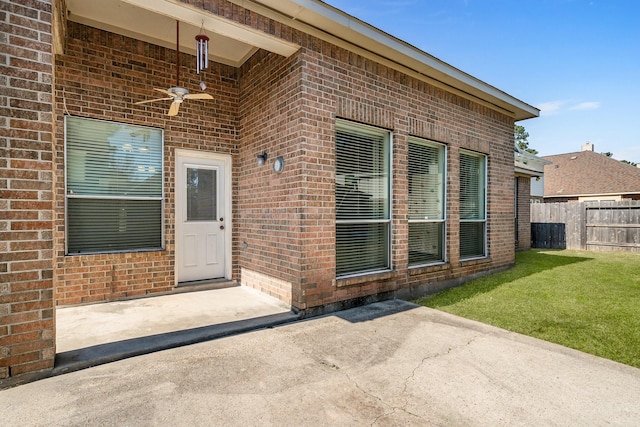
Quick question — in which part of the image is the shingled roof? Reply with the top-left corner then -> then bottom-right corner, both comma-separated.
542,150 -> 640,198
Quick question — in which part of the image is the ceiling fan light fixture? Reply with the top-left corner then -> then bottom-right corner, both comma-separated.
134,20 -> 213,116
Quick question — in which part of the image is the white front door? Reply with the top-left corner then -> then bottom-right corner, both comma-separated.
176,151 -> 229,283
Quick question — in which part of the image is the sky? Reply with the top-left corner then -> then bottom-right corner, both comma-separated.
322,0 -> 640,162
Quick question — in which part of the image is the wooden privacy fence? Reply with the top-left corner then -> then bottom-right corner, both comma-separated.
531,201 -> 640,252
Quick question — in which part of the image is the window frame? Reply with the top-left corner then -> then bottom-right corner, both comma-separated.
64,116 -> 165,255
335,119 -> 392,278
459,149 -> 488,260
407,137 -> 447,267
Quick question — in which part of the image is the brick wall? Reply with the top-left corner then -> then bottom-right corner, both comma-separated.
291,45 -> 515,309
231,21 -> 514,311
53,22 -> 239,305
236,50 -> 304,305
516,176 -> 532,249
229,10 -> 516,310
0,0 -> 55,379
48,0 -> 516,312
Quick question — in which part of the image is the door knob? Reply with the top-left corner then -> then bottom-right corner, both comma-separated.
220,225 -> 225,230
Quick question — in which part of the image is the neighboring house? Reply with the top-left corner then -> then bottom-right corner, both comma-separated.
514,145 -> 551,249
543,143 -> 640,202
1,0 -> 538,381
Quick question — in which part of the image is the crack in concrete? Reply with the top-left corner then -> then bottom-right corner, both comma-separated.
403,334 -> 482,392
295,330 -> 483,425
342,371 -> 425,426
394,334 -> 482,419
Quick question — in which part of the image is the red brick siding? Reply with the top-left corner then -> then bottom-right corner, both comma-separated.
50,0 -> 515,311
516,176 -> 532,249
0,0 -> 55,380
234,36 -> 513,309
236,50 -> 304,305
219,0 -> 516,309
53,22 -> 239,305
292,45 -> 514,308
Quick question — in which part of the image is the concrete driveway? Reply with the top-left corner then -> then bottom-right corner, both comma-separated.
3,300 -> 640,426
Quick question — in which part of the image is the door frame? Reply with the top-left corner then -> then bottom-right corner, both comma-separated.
174,149 -> 233,285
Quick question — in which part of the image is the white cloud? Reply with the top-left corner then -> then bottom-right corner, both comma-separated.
537,100 -> 566,116
536,100 -> 600,116
569,101 -> 600,111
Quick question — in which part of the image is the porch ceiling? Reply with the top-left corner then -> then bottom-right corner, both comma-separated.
64,0 -> 300,67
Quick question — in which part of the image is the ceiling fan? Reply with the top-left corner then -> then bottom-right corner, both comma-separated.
135,20 -> 212,116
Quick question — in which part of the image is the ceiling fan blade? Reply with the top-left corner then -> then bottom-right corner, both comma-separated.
184,93 -> 213,100
167,101 -> 181,116
153,88 -> 174,96
135,97 -> 173,105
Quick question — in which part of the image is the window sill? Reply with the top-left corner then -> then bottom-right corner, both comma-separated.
408,262 -> 450,276
65,248 -> 166,257
459,256 -> 492,266
335,270 -> 396,288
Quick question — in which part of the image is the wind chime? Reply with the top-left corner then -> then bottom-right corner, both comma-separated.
195,24 -> 209,81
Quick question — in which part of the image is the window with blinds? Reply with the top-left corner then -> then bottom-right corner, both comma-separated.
459,150 -> 487,259
65,116 -> 164,254
335,120 -> 391,277
408,138 -> 446,265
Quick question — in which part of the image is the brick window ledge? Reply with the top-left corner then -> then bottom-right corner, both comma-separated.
408,262 -> 451,276
334,270 -> 396,288
458,256 -> 492,267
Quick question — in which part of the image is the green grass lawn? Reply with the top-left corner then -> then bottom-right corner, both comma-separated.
416,249 -> 640,368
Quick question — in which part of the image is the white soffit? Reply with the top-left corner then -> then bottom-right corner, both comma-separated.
66,0 -> 299,67
120,0 -> 299,57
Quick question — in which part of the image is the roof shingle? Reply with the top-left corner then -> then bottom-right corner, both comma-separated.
542,151 -> 640,197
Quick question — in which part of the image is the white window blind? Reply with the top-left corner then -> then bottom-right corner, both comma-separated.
335,121 -> 391,276
408,139 -> 446,265
65,116 -> 163,254
459,150 -> 487,259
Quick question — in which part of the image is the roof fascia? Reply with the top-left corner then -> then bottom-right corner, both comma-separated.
515,165 -> 543,177
545,191 -> 640,198
516,152 -> 552,165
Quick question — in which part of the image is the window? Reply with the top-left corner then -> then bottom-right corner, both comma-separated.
187,167 -> 217,221
65,116 -> 163,254
459,150 -> 487,259
335,120 -> 391,277
408,138 -> 446,265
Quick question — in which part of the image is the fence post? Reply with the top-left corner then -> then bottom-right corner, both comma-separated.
580,202 -> 587,250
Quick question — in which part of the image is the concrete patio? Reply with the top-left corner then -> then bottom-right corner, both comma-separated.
3,299 -> 640,425
53,285 -> 299,375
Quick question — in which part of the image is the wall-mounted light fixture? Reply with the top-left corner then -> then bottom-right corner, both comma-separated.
273,156 -> 285,174
257,151 -> 268,166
